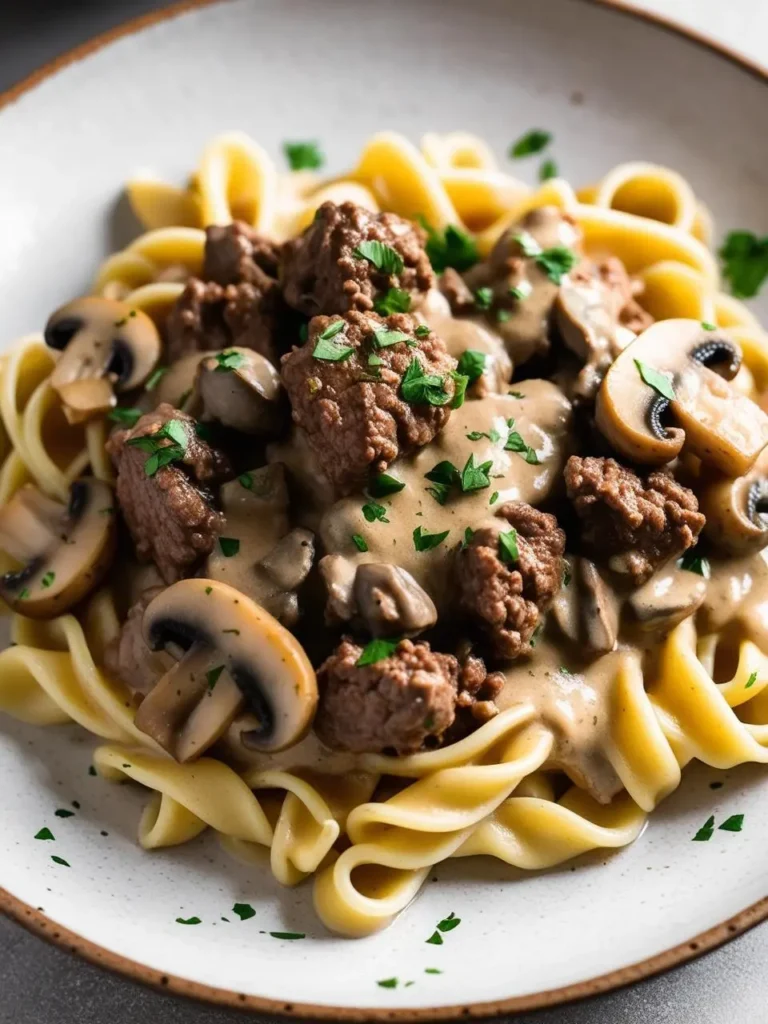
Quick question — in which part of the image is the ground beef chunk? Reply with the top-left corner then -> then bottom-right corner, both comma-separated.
565,455 -> 705,585
107,403 -> 232,584
315,638 -> 460,754
104,587 -> 167,697
457,502 -> 566,660
165,222 -> 283,363
570,257 -> 654,336
455,652 -> 504,722
281,201 -> 434,316
439,267 -> 476,315
281,311 -> 457,495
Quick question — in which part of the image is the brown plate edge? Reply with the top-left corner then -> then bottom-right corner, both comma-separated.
1,0 -> 767,1019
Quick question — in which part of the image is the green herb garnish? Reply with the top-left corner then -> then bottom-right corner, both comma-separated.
509,390 -> 525,399
489,490 -> 499,505
450,370 -> 469,408
206,665 -> 224,691
126,418 -> 188,477
509,129 -> 552,158
145,366 -> 168,391
460,453 -> 493,493
108,407 -> 143,427
634,359 -> 676,401
353,240 -> 404,276
219,537 -> 240,558
377,978 -> 398,989
369,472 -> 405,497
51,855 -> 70,867
505,419 -> 539,464
509,281 -> 533,301
238,472 -> 254,490
372,327 -> 412,349
719,814 -> 744,832
498,528 -> 519,564
313,319 -> 354,362
746,671 -> 758,689
467,428 -> 501,442
269,932 -> 305,940
374,288 -> 411,316
419,218 -> 479,273
539,158 -> 559,181
55,809 -> 74,818
401,358 -> 451,406
214,350 -> 245,373
356,638 -> 400,666
362,500 -> 389,523
41,571 -> 55,589
283,140 -> 324,171
415,324 -> 431,339
426,931 -> 444,945
176,916 -> 201,925
352,533 -> 369,552
701,321 -> 717,331
719,231 -> 768,299
457,349 -> 487,383
413,526 -> 450,551
474,286 -> 493,311
692,815 -> 715,842
535,245 -> 578,284
425,968 -> 443,975
35,827 -> 55,841
679,548 -> 710,578
436,912 -> 461,933
232,902 -> 256,920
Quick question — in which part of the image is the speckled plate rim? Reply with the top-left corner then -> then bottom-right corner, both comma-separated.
0,0 -> 767,1019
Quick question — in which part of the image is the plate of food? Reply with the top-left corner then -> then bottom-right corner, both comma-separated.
1,0 -> 767,1018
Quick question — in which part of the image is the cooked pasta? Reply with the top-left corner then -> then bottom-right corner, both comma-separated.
2,130 -> 768,938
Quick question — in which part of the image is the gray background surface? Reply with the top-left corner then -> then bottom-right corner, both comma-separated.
0,2 -> 766,1022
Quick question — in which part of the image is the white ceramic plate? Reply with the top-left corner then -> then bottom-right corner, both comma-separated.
1,1 -> 767,1019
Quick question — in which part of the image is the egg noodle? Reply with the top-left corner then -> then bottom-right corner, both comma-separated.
2,131 -> 768,937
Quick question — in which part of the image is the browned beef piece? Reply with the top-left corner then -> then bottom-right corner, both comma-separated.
104,586 -> 167,696
316,638 -> 460,754
565,455 -> 705,585
281,311 -> 457,495
107,403 -> 232,584
165,222 -> 283,363
439,267 -> 476,314
457,502 -> 566,660
281,201 -> 434,316
455,652 -> 504,723
595,257 -> 654,334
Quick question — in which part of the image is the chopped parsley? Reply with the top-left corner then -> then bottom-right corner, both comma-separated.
496,309 -> 512,322
460,453 -> 493,493
634,359 -> 676,401
505,419 -> 539,464
401,357 -> 451,407
424,460 -> 460,505
362,500 -> 389,523
269,932 -> 305,940
539,158 -> 558,181
509,129 -> 552,158
51,855 -> 70,867
457,349 -> 486,383
194,421 -> 213,441
372,326 -> 412,349
415,324 -> 431,339
41,571 -> 55,589
126,418 -> 188,477
746,671 -> 758,689
426,931 -> 444,945
214,350 -> 245,373
374,288 -> 411,316
88,766 -> 97,776
108,407 -> 142,427
498,528 -> 519,564
368,353 -> 383,367
679,548 -> 710,578
514,232 -> 577,284
692,815 -> 715,841
437,912 -> 461,932
145,366 -> 168,391
283,140 -> 324,171
701,321 -> 717,331
353,240 -> 404,276
218,537 -> 240,557
719,814 -> 744,832
55,809 -> 75,818
176,916 -> 201,925
369,472 -> 405,497
425,968 -> 443,975
509,282 -> 533,301
377,978 -> 399,989
474,286 -> 493,311
413,525 -> 450,551
489,490 -> 499,505
719,231 -> 768,299
351,533 -> 369,552
18,588 -> 30,600
425,481 -> 450,505
232,902 -> 256,920
450,370 -> 469,408
419,218 -> 479,273
35,828 -> 55,841
529,623 -> 543,648
462,527 -> 475,548
206,665 -> 224,691
205,586 -> 213,595
467,428 -> 501,442
312,320 -> 354,362
509,390 -> 525,399
356,638 -> 400,666
238,472 -> 254,490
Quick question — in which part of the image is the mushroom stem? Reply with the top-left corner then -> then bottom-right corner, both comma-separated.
133,641 -> 245,762
0,488 -> 62,563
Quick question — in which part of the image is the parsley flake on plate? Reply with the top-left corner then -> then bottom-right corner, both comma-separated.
509,129 -> 552,158
176,916 -> 201,925
377,978 -> 399,989
413,525 -> 450,552
269,931 -> 305,940
745,671 -> 758,689
35,827 -> 55,841
353,240 -> 404,276
312,320 -> 354,362
634,358 -> 676,401
719,814 -> 744,832
692,815 -> 715,842
719,231 -> 768,299
539,158 -> 559,181
425,968 -> 443,975
55,809 -> 75,818
232,902 -> 256,921
374,287 -> 411,315
51,855 -> 70,867
283,140 -> 324,171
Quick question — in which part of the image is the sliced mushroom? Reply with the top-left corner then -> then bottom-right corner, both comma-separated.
628,565 -> 706,632
196,347 -> 284,435
204,464 -> 314,626
550,557 -> 618,655
136,578 -> 317,760
45,298 -> 161,423
699,447 -> 768,554
596,318 -> 768,474
0,478 -> 116,618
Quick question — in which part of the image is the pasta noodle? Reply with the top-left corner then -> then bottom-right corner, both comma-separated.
2,129 -> 768,938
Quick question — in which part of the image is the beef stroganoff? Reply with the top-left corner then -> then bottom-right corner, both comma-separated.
2,130 -> 768,937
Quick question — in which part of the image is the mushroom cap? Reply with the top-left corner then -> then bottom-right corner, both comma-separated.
0,478 -> 116,619
141,578 -> 318,753
196,348 -> 284,435
596,318 -> 768,475
45,297 -> 161,423
700,448 -> 768,555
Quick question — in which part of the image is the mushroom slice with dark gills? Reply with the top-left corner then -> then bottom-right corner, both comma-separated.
317,380 -> 572,629
627,563 -> 707,633
45,298 -> 161,423
135,578 -> 317,761
0,478 -> 116,618
204,464 -> 314,627
596,318 -> 768,475
551,557 -> 619,655
459,206 -> 583,368
699,447 -> 768,555
195,347 -> 285,436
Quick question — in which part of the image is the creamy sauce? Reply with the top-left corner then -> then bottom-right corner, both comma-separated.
697,548 -> 768,649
